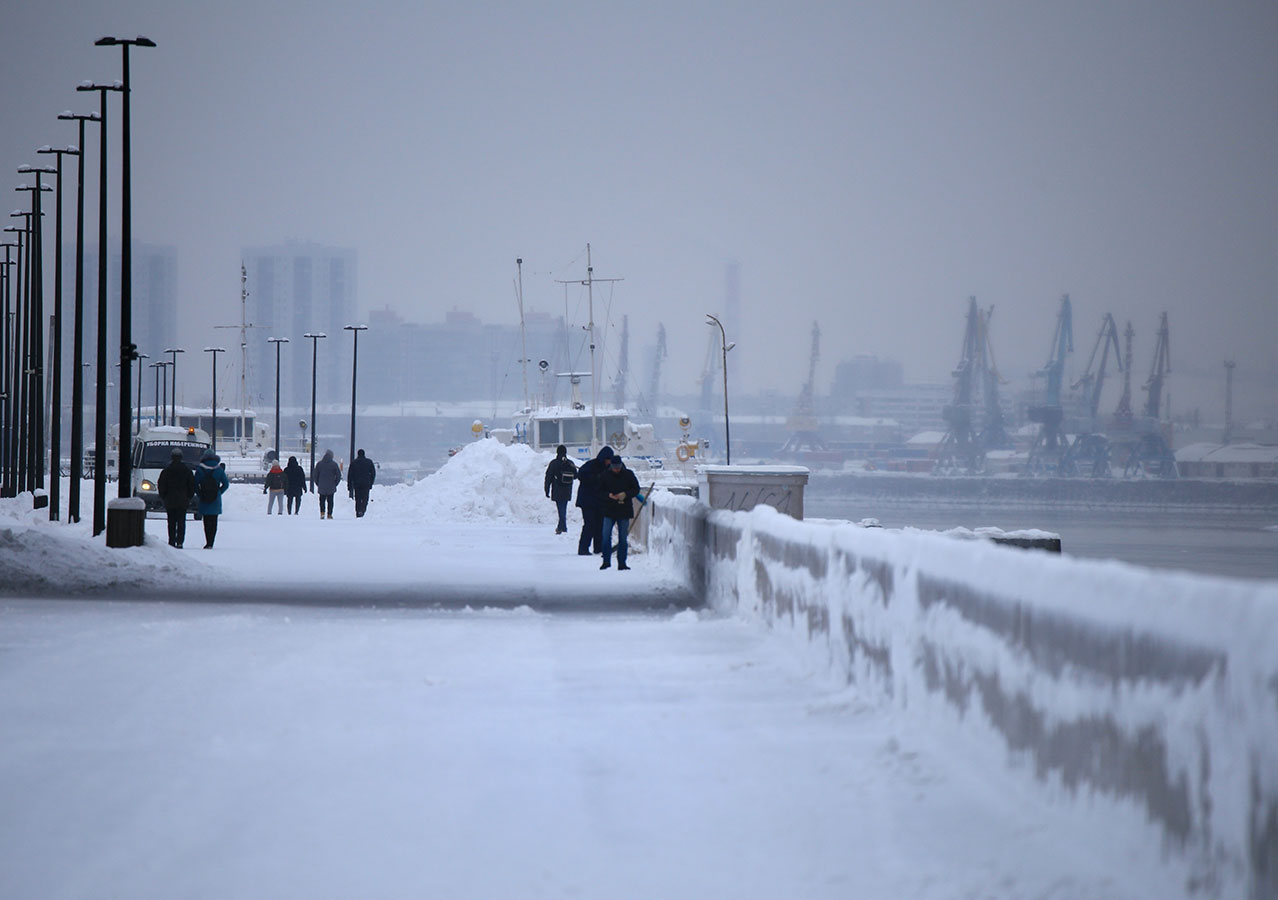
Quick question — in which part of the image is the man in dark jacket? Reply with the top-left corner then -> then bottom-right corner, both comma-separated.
574,445 -> 614,555
544,444 -> 577,534
156,448 -> 196,548
597,454 -> 641,570
313,449 -> 342,519
283,456 -> 307,515
347,448 -> 377,518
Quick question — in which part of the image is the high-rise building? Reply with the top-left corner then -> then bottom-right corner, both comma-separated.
242,241 -> 357,411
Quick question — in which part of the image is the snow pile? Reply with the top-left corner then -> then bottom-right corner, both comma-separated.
0,493 -> 219,595
375,438 -> 565,526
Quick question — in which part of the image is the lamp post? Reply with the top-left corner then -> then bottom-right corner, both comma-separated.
303,331 -> 325,491
156,359 -> 169,427
163,347 -> 184,426
97,36 -> 155,499
267,337 -> 288,463
35,147 -> 77,519
77,79 -> 121,535
1,223 -> 26,499
343,325 -> 367,473
149,360 -> 164,426
9,197 -> 46,497
0,242 -> 14,497
705,314 -> 735,466
133,352 -> 148,434
205,347 -> 224,453
57,109 -> 98,523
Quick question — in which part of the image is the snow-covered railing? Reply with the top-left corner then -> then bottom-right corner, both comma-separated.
648,493 -> 1278,899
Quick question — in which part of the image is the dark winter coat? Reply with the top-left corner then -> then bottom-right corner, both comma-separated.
264,465 -> 285,492
284,459 -> 307,497
157,457 -> 196,512
598,462 -> 640,520
574,446 -> 614,510
347,452 -> 377,490
194,454 -> 231,516
313,450 -> 342,495
544,455 -> 578,503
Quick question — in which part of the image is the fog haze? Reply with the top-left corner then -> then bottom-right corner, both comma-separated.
3,1 -> 1276,420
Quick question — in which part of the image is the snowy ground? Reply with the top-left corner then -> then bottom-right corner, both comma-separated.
0,442 -> 1194,898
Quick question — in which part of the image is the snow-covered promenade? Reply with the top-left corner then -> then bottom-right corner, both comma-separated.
2,441 -> 1273,898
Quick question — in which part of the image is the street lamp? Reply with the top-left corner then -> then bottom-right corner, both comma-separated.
155,359 -> 169,427
57,109 -> 98,523
705,314 -> 735,466
133,352 -> 149,434
35,147 -> 78,519
205,347 -> 224,453
16,180 -> 53,497
303,331 -> 326,491
0,242 -> 14,497
343,325 -> 367,473
267,337 -> 288,463
163,347 -> 184,426
97,35 -> 156,499
77,79 -> 122,535
148,360 -> 164,427
2,220 -> 27,499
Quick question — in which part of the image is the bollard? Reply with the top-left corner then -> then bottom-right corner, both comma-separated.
106,497 -> 147,548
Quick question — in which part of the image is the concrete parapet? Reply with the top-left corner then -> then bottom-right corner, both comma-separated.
697,464 -> 809,519
647,494 -> 1278,898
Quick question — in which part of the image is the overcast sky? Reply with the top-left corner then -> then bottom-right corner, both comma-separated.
3,1 -> 1276,419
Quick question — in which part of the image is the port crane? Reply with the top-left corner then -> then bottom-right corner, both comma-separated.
780,322 -> 827,453
1122,311 -> 1177,478
1060,313 -> 1123,477
935,298 -> 985,473
977,305 -> 1012,452
1025,294 -> 1074,475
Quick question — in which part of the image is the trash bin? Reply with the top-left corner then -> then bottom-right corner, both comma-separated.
106,497 -> 147,548
33,489 -> 49,510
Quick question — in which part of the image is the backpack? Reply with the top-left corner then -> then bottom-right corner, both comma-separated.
197,471 -> 220,504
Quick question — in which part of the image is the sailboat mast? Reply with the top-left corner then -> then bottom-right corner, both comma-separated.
516,257 -> 530,411
239,263 -> 248,451
586,243 -> 597,452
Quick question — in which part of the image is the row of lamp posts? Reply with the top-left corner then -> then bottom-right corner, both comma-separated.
1,35 -> 154,537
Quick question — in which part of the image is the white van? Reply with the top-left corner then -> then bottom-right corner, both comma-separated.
130,425 -> 212,514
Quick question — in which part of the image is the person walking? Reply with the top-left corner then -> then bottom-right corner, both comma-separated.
544,444 -> 577,534
313,448 -> 342,519
263,461 -> 286,515
574,445 -> 614,556
597,454 -> 641,570
283,455 -> 307,515
157,448 -> 195,548
193,449 -> 231,549
347,448 -> 377,518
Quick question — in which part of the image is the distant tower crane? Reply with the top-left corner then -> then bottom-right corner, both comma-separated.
1060,313 -> 1123,477
935,297 -> 985,473
1112,320 -> 1135,428
781,322 -> 827,453
643,323 -> 667,418
1025,294 -> 1074,475
611,314 -> 629,409
1223,359 -> 1236,446
977,305 -> 1012,452
1122,311 -> 1177,477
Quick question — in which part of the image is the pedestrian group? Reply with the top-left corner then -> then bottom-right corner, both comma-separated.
155,446 -> 379,549
546,444 -> 645,571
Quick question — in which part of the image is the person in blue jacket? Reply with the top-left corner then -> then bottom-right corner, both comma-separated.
193,449 -> 231,549
574,445 -> 614,555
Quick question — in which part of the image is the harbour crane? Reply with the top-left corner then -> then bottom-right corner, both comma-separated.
1122,311 -> 1177,478
1060,313 -> 1122,477
648,324 -> 666,414
977,305 -> 1012,452
781,322 -> 827,453
935,298 -> 985,473
1025,294 -> 1074,475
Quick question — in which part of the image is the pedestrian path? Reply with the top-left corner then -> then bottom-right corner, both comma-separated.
141,511 -> 695,612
